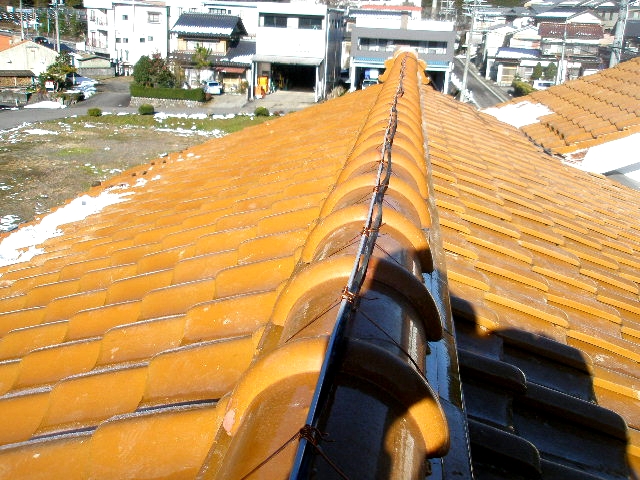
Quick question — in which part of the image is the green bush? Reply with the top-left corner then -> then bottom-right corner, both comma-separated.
512,79 -> 535,97
138,103 -> 155,115
130,84 -> 206,102
254,106 -> 270,117
87,107 -> 102,117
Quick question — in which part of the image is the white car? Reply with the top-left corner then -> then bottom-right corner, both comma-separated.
204,81 -> 224,95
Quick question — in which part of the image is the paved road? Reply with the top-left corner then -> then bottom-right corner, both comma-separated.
0,77 -> 135,131
0,78 -> 316,130
452,57 -> 511,109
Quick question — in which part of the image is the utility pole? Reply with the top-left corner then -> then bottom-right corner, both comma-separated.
19,0 -> 24,40
556,22 -> 567,84
610,0 -> 629,68
54,0 -> 60,53
461,0 -> 479,103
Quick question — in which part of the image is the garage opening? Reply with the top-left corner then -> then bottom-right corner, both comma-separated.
271,64 -> 315,92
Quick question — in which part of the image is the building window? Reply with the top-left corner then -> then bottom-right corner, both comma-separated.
148,36 -> 153,41
140,37 -> 145,42
122,38 -> 129,43
116,37 -> 121,43
148,12 -> 160,23
299,16 -> 322,30
209,8 -> 230,14
261,14 -> 287,28
122,14 -> 128,20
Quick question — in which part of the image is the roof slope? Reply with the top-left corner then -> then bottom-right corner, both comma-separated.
0,51 -> 640,479
487,57 -> 640,156
171,13 -> 247,38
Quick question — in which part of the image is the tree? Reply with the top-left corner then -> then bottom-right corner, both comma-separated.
531,62 -> 543,80
192,45 -> 212,84
38,51 -> 77,91
133,54 -> 176,88
543,63 -> 557,81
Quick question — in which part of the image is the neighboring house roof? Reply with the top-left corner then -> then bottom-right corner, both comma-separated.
171,13 -> 248,38
223,38 -> 255,64
0,51 -> 640,479
484,57 -> 640,158
538,21 -> 604,40
0,70 -> 34,77
626,19 -> 640,38
495,46 -> 541,59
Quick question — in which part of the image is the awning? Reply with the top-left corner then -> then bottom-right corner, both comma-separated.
253,55 -> 323,67
216,66 -> 246,74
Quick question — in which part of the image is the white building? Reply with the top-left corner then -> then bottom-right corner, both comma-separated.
349,8 -> 455,92
252,3 -> 344,102
84,0 -> 170,74
0,40 -> 59,76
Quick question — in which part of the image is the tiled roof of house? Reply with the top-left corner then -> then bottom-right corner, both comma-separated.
488,57 -> 640,156
1,51 -> 640,479
171,13 -> 247,38
538,21 -> 604,39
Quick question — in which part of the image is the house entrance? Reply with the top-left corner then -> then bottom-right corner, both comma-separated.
270,64 -> 315,92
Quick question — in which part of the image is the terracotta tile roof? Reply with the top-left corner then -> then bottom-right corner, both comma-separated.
1,51 -> 640,479
491,57 -> 640,157
538,22 -> 604,40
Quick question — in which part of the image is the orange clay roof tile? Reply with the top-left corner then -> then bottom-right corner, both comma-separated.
494,57 -> 640,155
0,51 -> 639,479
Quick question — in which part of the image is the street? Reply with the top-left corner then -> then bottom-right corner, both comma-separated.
452,57 -> 511,109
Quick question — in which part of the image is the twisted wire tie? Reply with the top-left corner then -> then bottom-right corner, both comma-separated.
341,287 -> 358,304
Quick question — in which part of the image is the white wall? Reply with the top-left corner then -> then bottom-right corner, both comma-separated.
0,41 -> 58,75
255,4 -> 327,59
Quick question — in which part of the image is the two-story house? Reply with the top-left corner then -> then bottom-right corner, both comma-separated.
348,7 -> 455,92
84,0 -> 170,75
538,18 -> 604,80
251,3 -> 344,102
169,13 -> 252,91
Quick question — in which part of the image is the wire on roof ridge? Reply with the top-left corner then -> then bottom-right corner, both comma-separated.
288,55 -> 410,479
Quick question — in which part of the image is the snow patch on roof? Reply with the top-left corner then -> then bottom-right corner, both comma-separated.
0,188 -> 134,268
482,101 -> 553,128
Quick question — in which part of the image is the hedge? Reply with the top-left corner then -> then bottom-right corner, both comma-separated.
129,84 -> 206,102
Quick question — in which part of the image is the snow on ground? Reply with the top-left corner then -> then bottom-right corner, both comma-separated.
23,128 -> 59,135
0,187 -> 135,268
24,101 -> 67,110
482,101 -> 553,128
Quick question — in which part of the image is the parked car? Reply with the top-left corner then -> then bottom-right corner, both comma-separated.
361,79 -> 378,89
204,81 -> 224,95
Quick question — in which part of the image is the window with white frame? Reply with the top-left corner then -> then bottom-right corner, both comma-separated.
298,16 -> 322,30
148,12 -> 160,23
122,14 -> 128,20
261,14 -> 287,28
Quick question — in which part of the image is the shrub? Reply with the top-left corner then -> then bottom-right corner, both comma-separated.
138,103 -> 155,115
130,84 -> 206,102
87,107 -> 102,117
512,79 -> 534,97
254,106 -> 269,117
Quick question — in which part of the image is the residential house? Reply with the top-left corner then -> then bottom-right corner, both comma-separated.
538,19 -> 604,79
624,19 -> 640,59
349,7 -> 455,92
490,46 -> 540,86
169,13 -> 251,91
74,54 -> 116,78
0,70 -> 35,89
84,0 -> 170,75
479,24 -> 516,78
1,50 -> 640,480
0,40 -> 58,77
252,3 -> 344,102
